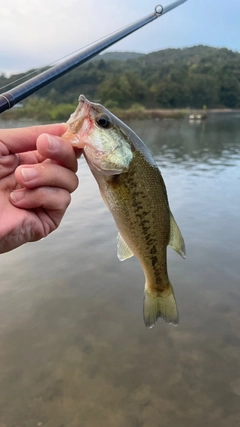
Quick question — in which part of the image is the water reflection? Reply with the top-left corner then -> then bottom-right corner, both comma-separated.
0,115 -> 240,426
129,114 -> 240,172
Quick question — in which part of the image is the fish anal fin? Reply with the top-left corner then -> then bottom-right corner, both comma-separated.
143,282 -> 179,328
169,212 -> 186,259
117,232 -> 134,261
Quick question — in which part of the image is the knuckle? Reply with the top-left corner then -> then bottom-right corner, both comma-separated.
70,174 -> 79,193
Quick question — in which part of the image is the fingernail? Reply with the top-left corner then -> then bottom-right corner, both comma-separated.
48,135 -> 60,150
21,167 -> 38,181
10,190 -> 25,202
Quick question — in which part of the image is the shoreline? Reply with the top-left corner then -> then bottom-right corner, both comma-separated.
104,108 -> 240,121
1,107 -> 240,122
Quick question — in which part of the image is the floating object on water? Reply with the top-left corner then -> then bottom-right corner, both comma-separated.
189,113 -> 207,121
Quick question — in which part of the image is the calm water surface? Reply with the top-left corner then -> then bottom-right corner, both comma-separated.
0,114 -> 240,426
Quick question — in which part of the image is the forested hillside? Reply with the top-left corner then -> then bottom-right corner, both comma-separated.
1,45 -> 240,111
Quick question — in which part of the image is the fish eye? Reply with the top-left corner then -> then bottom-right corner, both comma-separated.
96,115 -> 111,129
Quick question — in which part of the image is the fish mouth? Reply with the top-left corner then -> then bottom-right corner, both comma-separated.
63,95 -> 91,147
69,94 -> 90,128
78,94 -> 88,104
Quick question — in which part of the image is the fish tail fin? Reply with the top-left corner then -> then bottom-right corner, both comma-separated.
143,281 -> 179,328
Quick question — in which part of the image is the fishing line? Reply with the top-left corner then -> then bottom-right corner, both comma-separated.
0,70 -> 45,92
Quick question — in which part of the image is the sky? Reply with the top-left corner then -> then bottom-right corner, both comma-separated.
1,0 -> 240,76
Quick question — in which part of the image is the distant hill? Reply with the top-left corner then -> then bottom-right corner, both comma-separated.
1,45 -> 240,109
96,51 -> 145,61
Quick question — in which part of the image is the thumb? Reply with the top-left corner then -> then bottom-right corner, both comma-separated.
0,123 -> 67,153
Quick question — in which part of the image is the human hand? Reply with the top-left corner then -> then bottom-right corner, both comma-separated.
0,123 -> 80,254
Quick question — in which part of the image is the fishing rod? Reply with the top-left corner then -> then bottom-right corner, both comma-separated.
0,0 -> 187,115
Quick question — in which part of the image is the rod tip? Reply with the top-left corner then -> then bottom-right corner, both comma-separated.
155,4 -> 163,15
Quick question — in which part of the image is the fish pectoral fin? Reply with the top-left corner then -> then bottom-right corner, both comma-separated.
117,233 -> 134,261
169,212 -> 186,259
143,282 -> 179,328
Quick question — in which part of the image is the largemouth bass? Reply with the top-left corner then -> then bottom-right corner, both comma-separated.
64,95 -> 186,328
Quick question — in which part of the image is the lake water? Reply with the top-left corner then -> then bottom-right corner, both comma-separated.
0,114 -> 240,426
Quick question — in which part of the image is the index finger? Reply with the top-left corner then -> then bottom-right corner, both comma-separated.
0,123 -> 67,153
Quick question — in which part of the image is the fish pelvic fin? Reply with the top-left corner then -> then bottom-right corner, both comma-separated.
117,232 -> 134,261
143,282 -> 179,328
169,212 -> 186,259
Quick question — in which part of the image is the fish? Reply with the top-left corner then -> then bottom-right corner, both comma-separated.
63,95 -> 186,328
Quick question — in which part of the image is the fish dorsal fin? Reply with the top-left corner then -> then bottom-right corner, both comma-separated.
169,212 -> 186,259
117,233 -> 134,261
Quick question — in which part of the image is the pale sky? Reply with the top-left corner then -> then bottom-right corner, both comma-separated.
1,0 -> 240,75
